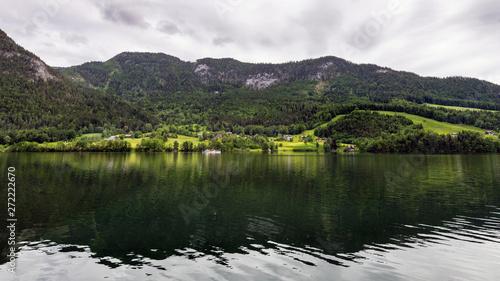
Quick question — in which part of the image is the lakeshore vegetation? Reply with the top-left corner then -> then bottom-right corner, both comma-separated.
3,109 -> 499,154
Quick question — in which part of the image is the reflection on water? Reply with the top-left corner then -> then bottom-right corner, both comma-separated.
1,153 -> 500,280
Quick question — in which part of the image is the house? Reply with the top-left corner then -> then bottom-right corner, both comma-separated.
216,134 -> 223,139
107,136 -> 119,141
146,136 -> 150,139
226,132 -> 233,136
316,138 -> 322,142
166,134 -> 172,137
125,134 -> 132,138
286,137 -> 293,141
270,138 -> 274,142
347,145 -> 355,151
485,131 -> 495,136
301,135 -> 307,139
452,133 -> 458,137
322,138 -> 327,141
197,133 -> 203,136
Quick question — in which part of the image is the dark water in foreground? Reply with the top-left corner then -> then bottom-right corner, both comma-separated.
0,152 -> 499,280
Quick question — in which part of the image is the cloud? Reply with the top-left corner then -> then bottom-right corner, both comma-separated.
212,36 -> 233,46
98,2 -> 150,28
61,33 -> 88,45
157,20 -> 181,35
458,0 -> 500,25
0,0 -> 499,84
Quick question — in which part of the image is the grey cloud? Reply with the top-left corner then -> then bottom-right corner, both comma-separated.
213,36 -> 233,46
157,20 -> 181,35
460,0 -> 500,25
294,0 -> 344,53
101,3 -> 149,28
61,33 -> 88,45
13,20 -> 38,37
1,0 -> 499,85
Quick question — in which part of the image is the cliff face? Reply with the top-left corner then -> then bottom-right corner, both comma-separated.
192,56 -> 356,90
0,29 -> 59,82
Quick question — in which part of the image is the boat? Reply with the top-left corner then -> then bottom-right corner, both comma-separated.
202,149 -> 221,154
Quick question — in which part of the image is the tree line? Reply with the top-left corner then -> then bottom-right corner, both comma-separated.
359,129 -> 500,154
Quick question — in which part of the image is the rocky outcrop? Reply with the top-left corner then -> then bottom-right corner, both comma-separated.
0,50 -> 58,82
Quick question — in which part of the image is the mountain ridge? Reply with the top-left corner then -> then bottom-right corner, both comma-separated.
0,29 -> 159,133
59,51 -> 500,111
61,50 -> 500,91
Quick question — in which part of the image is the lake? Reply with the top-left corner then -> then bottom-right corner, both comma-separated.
1,152 -> 500,280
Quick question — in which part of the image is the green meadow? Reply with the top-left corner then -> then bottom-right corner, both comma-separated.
376,111 -> 496,136
423,103 -> 498,112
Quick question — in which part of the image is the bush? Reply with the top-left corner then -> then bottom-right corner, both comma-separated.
136,138 -> 165,152
292,145 -> 317,152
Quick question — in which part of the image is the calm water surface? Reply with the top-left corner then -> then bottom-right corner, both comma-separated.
0,152 -> 499,280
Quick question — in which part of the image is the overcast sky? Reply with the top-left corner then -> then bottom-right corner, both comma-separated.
1,0 -> 499,84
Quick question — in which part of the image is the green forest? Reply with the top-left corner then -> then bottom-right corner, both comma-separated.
1,28 -> 499,154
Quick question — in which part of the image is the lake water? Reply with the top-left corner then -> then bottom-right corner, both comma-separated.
1,152 -> 500,280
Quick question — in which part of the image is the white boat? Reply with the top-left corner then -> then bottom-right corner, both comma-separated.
202,149 -> 221,154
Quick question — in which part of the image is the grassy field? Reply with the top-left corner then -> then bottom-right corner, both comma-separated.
302,115 -> 345,136
376,111 -> 497,136
423,103 -> 498,112
76,133 -> 207,148
172,135 -> 203,145
127,138 -> 142,148
129,135 -> 206,148
78,133 -> 102,139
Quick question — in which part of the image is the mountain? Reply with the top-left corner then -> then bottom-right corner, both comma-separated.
0,29 -> 158,132
59,52 -> 500,128
60,51 -> 500,98
58,51 -> 500,132
0,30 -> 158,135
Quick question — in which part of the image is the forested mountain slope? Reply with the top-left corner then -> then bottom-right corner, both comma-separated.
59,51 -> 500,129
0,29 -> 158,132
